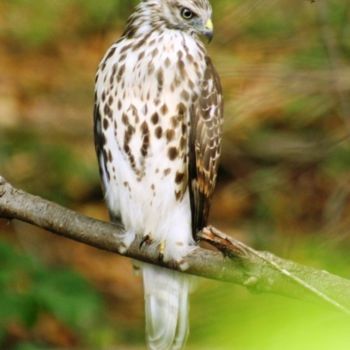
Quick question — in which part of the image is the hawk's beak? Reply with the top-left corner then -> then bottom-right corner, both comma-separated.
203,19 -> 214,43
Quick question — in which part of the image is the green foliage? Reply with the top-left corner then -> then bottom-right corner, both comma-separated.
1,0 -> 138,48
75,0 -> 138,32
0,241 -> 104,348
328,0 -> 349,31
0,130 -> 98,204
14,344 -> 47,350
245,12 -> 295,39
2,0 -> 69,48
323,143 -> 350,175
191,242 -> 350,350
290,44 -> 330,69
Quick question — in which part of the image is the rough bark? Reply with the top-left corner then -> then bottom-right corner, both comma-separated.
1,176 -> 350,314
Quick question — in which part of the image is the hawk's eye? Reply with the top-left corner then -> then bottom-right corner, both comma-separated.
181,7 -> 194,20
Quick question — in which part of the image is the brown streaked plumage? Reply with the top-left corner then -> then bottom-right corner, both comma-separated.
189,56 -> 223,236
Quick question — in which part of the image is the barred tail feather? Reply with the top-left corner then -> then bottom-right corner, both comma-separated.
143,264 -> 190,350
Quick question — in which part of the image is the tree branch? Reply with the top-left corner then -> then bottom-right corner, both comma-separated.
1,176 -> 350,314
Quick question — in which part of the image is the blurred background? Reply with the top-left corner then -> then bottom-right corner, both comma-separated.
1,0 -> 350,349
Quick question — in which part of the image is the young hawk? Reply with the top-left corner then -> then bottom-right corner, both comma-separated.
94,0 -> 223,349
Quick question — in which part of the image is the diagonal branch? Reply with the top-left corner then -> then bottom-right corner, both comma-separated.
1,176 -> 350,314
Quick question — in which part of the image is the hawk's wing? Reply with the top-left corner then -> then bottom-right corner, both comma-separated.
189,56 -> 224,238
93,101 -> 121,222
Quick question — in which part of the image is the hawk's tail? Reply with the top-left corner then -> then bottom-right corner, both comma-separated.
142,264 -> 190,350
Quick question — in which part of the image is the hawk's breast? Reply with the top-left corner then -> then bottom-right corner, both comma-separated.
94,29 -> 207,246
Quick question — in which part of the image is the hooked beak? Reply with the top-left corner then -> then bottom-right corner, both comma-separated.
203,19 -> 214,43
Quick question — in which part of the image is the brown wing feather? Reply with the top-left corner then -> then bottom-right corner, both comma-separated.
189,56 -> 224,238
93,101 -> 122,222
93,102 -> 106,192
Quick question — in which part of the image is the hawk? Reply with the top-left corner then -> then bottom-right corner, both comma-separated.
94,0 -> 223,349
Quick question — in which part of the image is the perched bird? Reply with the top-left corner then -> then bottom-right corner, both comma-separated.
93,0 -> 223,348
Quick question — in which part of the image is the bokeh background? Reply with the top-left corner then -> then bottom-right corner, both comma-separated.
1,0 -> 350,349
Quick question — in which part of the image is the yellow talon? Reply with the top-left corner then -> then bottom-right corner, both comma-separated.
158,241 -> 166,262
160,241 -> 165,255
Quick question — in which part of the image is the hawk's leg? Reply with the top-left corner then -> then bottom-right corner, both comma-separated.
146,239 -> 194,271
116,229 -> 136,254
139,234 -> 167,263
109,213 -> 136,253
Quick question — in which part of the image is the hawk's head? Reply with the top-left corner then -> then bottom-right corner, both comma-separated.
143,0 -> 214,41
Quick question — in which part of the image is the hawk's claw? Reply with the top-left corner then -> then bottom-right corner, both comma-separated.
140,234 -> 153,249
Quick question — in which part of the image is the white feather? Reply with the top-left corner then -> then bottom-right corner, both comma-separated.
143,264 -> 190,350
95,19 -> 207,350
